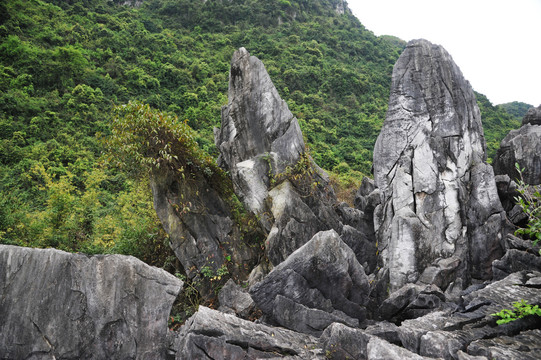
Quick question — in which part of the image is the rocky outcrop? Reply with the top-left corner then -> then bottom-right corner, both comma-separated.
493,104 -> 541,185
373,39 -> 505,293
0,245 -> 182,359
151,167 -> 262,295
170,306 -> 323,359
250,230 -> 370,336
215,48 -> 344,266
215,47 -> 305,218
394,271 -> 541,359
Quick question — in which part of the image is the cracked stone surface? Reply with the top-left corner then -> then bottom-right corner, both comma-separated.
250,230 -> 370,335
0,245 -> 182,359
170,306 -> 323,359
373,39 -> 505,293
215,47 -> 305,219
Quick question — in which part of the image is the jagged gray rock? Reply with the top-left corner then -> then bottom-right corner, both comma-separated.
377,283 -> 446,323
217,278 -> 255,318
522,104 -> 541,126
493,104 -> 541,185
215,47 -> 305,218
215,48 -> 345,266
0,245 -> 182,359
373,39 -> 505,293
250,230 -> 369,335
170,306 -> 324,359
391,271 -> 541,359
321,323 -> 433,360
151,168 -> 260,296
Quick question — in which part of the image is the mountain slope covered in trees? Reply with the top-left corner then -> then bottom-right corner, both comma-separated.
0,0 -> 525,265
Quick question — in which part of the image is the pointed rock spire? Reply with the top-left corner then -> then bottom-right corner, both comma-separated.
373,39 -> 505,292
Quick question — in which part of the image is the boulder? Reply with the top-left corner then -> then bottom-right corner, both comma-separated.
170,306 -> 323,359
392,271 -> 541,359
522,104 -> 541,126
321,323 -> 434,360
250,230 -> 370,335
377,283 -> 446,323
493,104 -> 541,185
217,278 -> 255,318
373,39 -> 505,293
0,245 -> 182,359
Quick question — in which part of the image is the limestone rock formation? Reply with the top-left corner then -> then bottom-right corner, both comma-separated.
373,39 -> 505,292
0,245 -> 182,359
249,230 -> 370,335
215,48 -> 343,266
151,167 -> 261,295
394,271 -> 541,359
217,278 -> 255,318
215,47 -> 305,218
493,104 -> 541,185
170,306 -> 323,359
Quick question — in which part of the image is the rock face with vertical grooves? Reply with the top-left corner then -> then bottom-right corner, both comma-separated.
493,104 -> 541,185
373,39 -> 505,293
0,245 -> 182,359
215,47 -> 305,218
215,48 -> 343,266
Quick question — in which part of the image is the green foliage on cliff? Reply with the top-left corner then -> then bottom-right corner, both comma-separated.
499,101 -> 533,121
0,0 -> 525,264
476,92 -> 522,161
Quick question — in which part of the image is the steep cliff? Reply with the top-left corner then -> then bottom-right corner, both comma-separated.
215,48 -> 347,267
373,39 -> 506,292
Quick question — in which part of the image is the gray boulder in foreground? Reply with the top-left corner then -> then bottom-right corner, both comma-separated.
250,230 -> 369,335
0,245 -> 182,359
171,306 -> 323,359
373,39 -> 505,293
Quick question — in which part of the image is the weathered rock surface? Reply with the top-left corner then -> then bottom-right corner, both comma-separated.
170,306 -> 323,359
390,271 -> 541,359
373,39 -> 505,293
250,230 -> 370,335
151,167 -> 262,295
493,104 -> 541,185
522,104 -> 541,126
321,322 -> 433,360
0,245 -> 182,359
215,47 -> 305,218
215,48 -> 349,266
377,283 -> 446,323
217,278 -> 255,318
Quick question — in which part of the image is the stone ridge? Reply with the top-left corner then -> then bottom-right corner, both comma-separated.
373,39 -> 504,292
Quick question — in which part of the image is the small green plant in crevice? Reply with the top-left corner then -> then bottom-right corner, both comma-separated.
492,299 -> 541,325
513,163 -> 541,254
273,151 -> 320,197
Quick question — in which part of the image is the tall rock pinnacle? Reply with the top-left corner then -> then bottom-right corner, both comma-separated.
215,47 -> 305,217
373,39 -> 505,292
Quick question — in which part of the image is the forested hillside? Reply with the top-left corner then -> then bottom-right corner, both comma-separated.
0,0 -> 523,265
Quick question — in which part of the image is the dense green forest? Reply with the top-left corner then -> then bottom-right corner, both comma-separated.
0,0 -> 526,266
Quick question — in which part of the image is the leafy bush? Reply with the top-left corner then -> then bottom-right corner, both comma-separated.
514,163 -> 541,251
492,299 -> 541,325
